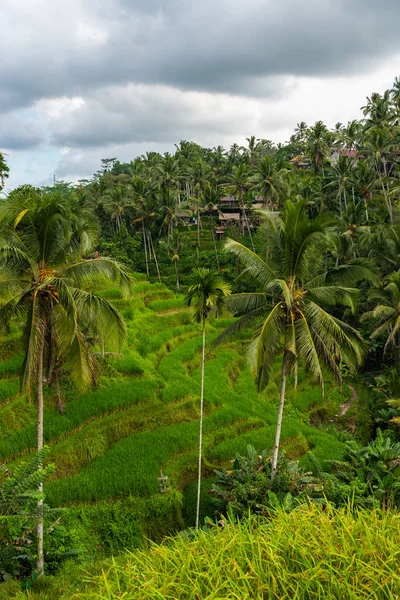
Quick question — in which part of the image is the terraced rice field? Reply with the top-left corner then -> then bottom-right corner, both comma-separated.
0,275 -> 350,526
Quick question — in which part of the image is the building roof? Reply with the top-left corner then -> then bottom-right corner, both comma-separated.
289,154 -> 311,164
220,213 -> 241,221
342,149 -> 357,158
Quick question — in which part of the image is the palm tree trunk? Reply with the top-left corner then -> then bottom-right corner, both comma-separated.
149,231 -> 161,283
377,159 -> 393,223
209,216 -> 220,271
242,206 -> 255,252
197,209 -> 201,248
142,222 -> 150,279
37,347 -> 44,576
364,193 -> 370,224
195,324 -> 206,529
271,351 -> 288,479
175,261 -> 180,292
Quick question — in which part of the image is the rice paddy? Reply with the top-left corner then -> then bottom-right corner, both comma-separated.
0,277 -> 350,525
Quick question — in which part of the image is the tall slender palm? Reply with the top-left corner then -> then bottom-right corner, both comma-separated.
307,121 -> 331,174
243,136 -> 261,166
294,121 -> 308,144
344,120 -> 362,150
203,183 -> 223,270
222,164 -> 255,251
102,186 -> 131,233
351,160 -> 377,223
0,152 -> 10,190
216,200 -> 365,477
363,127 -> 395,222
324,155 -> 355,215
159,229 -> 186,292
0,190 -> 128,575
185,269 -> 231,529
131,177 -> 160,281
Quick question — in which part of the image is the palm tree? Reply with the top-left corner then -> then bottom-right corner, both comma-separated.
159,229 -> 186,292
351,160 -> 377,223
185,269 -> 231,529
307,121 -> 331,174
222,164 -> 255,251
243,136 -> 261,166
362,271 -> 400,373
102,186 -> 131,233
0,152 -> 10,190
131,177 -> 160,281
203,183 -> 223,270
294,121 -> 308,144
216,200 -> 365,477
248,155 -> 289,209
324,155 -> 355,215
344,120 -> 361,150
363,127 -> 395,222
0,189 -> 128,575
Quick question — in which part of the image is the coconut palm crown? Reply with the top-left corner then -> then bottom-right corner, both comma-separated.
0,189 -> 129,395
186,268 -> 231,325
217,200 -> 367,391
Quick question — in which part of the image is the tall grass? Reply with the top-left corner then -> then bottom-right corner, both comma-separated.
27,506 -> 396,600
0,377 -> 19,405
0,353 -> 23,377
147,296 -> 185,312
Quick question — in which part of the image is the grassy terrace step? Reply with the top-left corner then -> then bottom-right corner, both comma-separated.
0,276 -> 353,519
40,397 -> 202,480
0,378 -> 158,461
46,405 -> 249,506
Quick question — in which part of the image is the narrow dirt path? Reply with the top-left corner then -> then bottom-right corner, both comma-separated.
338,385 -> 357,416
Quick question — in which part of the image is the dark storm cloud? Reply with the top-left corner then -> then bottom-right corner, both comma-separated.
1,0 -> 400,112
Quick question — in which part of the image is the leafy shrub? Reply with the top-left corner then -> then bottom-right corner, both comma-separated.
210,445 -> 323,519
0,448 -> 73,581
211,431 -> 400,519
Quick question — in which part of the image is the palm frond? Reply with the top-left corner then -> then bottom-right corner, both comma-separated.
62,257 -> 131,296
305,301 -> 365,371
224,239 -> 275,288
213,305 -> 268,346
225,293 -> 268,315
295,315 -> 324,388
248,302 -> 285,391
308,285 -> 359,312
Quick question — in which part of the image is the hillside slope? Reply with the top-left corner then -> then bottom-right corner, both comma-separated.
0,275 -> 351,538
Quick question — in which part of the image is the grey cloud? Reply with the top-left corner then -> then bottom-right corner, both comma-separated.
0,113 -> 46,150
47,82 -> 291,149
1,0 -> 400,112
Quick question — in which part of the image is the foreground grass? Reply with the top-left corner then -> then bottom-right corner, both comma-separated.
6,505 -> 399,600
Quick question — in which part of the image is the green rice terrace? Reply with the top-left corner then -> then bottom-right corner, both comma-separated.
0,275 -> 358,544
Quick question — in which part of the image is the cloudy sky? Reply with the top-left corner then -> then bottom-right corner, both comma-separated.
1,0 -> 400,188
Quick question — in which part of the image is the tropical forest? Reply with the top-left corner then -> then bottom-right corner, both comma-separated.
0,82 -> 400,599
